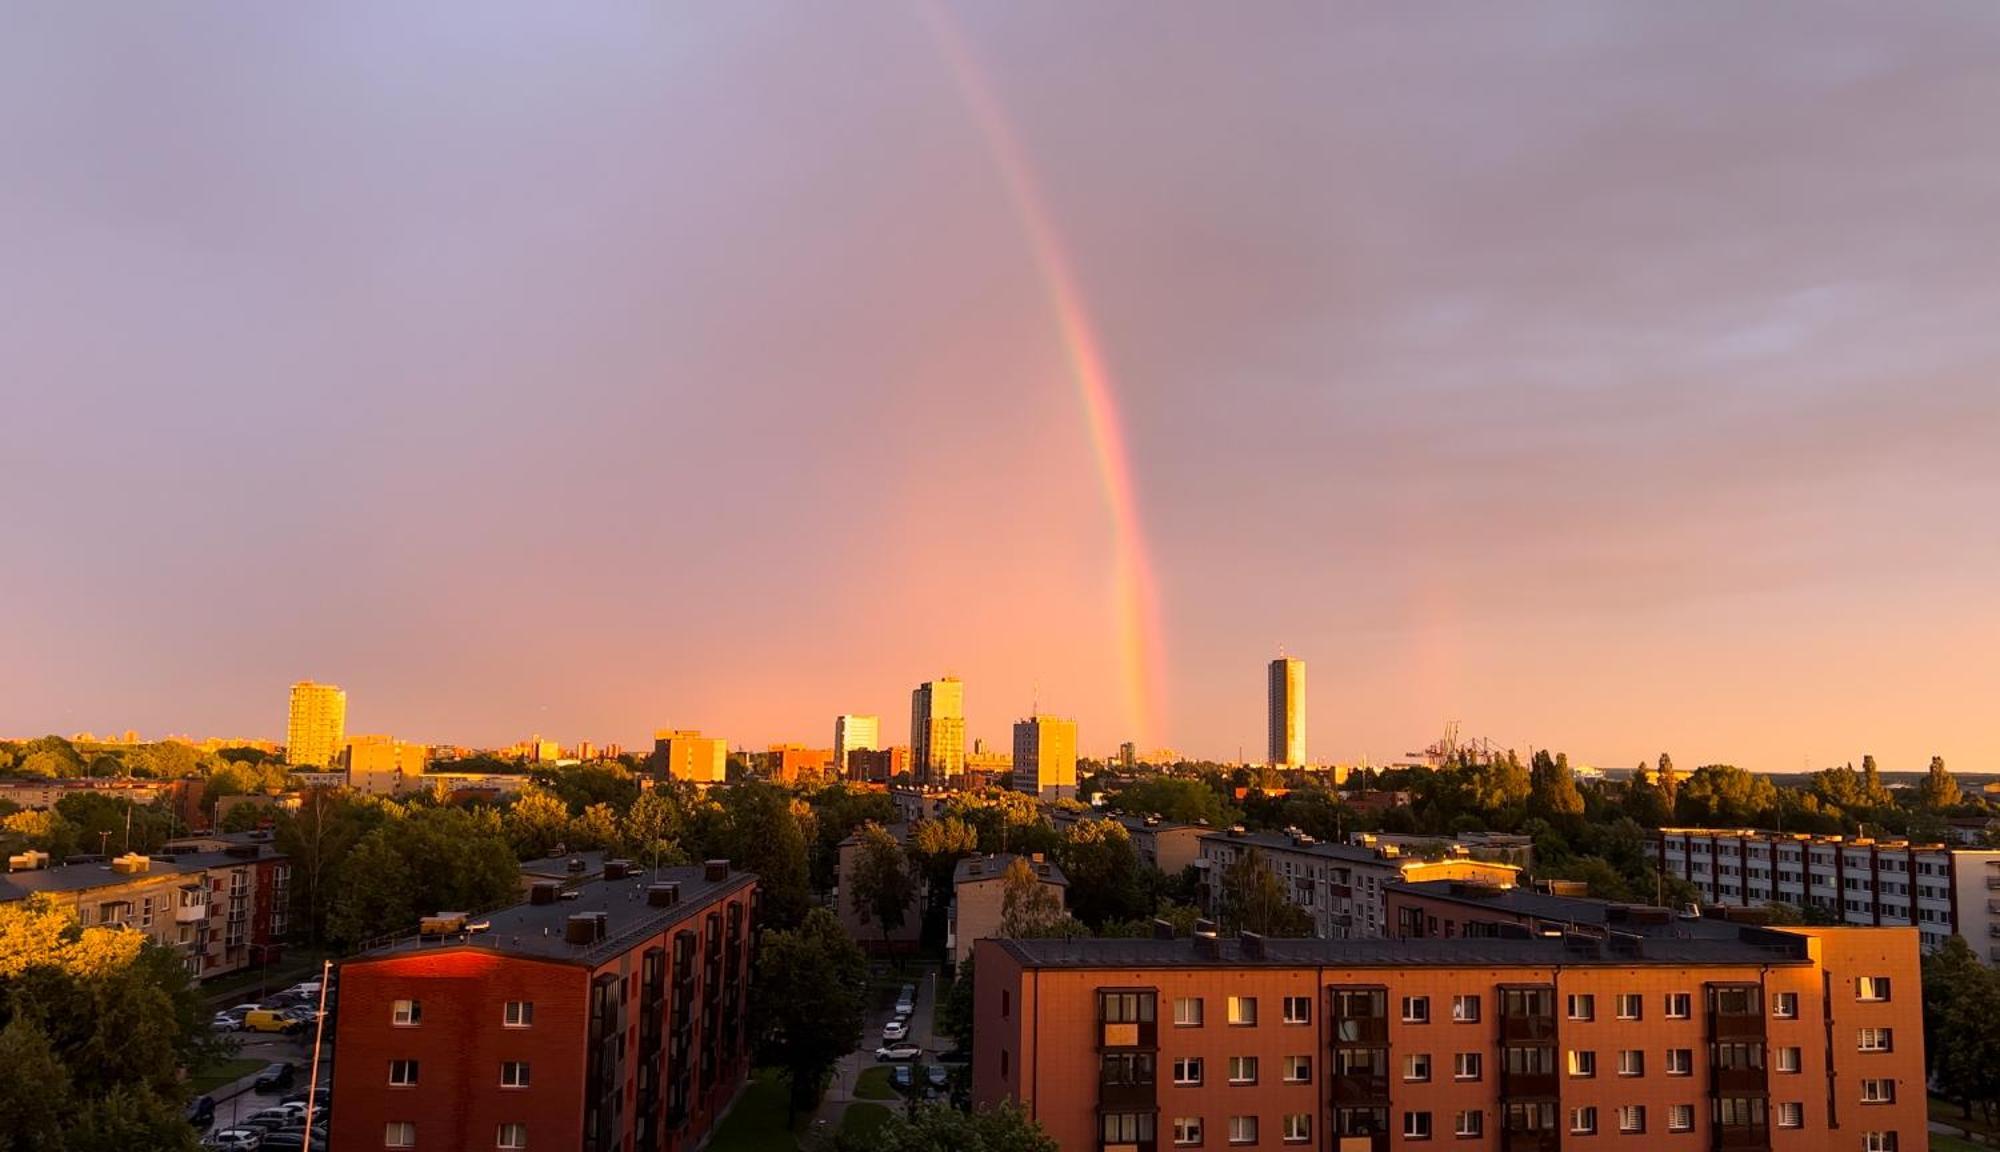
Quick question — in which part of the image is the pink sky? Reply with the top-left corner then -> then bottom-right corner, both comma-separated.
2,4 -> 1997,772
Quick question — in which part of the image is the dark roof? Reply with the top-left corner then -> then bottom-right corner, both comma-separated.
990,928 -> 1810,969
1384,880 -> 1744,940
1060,811 -> 1200,835
352,863 -> 756,967
518,851 -> 609,879
955,853 -> 1067,887
1198,828 -> 1396,865
0,848 -> 281,899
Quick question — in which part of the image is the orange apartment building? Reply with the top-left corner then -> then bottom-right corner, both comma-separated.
974,919 -> 1923,1152
331,860 -> 756,1152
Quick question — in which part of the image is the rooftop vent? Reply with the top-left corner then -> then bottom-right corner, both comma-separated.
603,860 -> 630,881
111,853 -> 151,875
529,881 -> 561,905
704,859 -> 730,882
565,911 -> 608,946
647,883 -> 682,908
1227,824 -> 1246,837
1151,918 -> 1177,940
1192,929 -> 1221,960
566,857 -> 587,874
7,850 -> 49,873
1240,931 -> 1266,959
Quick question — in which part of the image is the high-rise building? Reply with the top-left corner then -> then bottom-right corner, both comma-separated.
910,678 -> 965,785
1011,715 -> 1078,800
651,730 -> 727,786
1118,741 -> 1137,771
286,680 -> 347,768
833,714 -> 879,773
1267,656 -> 1305,767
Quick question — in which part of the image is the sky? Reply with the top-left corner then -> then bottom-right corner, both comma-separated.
3,3 -> 1998,773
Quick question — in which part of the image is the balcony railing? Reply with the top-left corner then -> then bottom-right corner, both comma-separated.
1500,1016 -> 1557,1044
1098,1080 -> 1157,1111
1329,1074 -> 1391,1106
1710,1015 -> 1766,1041
1711,1066 -> 1767,1093
1500,1072 -> 1560,1099
1099,1020 -> 1157,1050
1713,1122 -> 1771,1151
1500,1131 -> 1561,1152
1099,1141 -> 1156,1152
1330,1017 -> 1388,1046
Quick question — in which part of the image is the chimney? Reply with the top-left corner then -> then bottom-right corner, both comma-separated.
530,881 -> 560,905
603,860 -> 629,881
704,859 -> 730,882
1152,918 -> 1177,940
647,883 -> 681,908
564,914 -> 598,945
1193,929 -> 1221,960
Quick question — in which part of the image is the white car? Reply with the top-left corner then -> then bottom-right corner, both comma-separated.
206,1129 -> 263,1150
875,1043 -> 921,1061
211,1012 -> 244,1031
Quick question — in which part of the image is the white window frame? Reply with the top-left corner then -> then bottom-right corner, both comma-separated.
1570,1107 -> 1597,1135
1617,1049 -> 1643,1077
1454,1110 -> 1482,1138
1567,1049 -> 1595,1078
1451,994 -> 1480,1023
389,1060 -> 419,1087
1615,993 -> 1641,1020
393,999 -> 422,1026
1228,1116 -> 1258,1145
1566,993 -> 1594,1021
1857,1028 -> 1893,1052
1857,977 -> 1891,1002
1401,995 -> 1429,1023
504,1001 -> 533,1028
1227,996 -> 1258,1026
1283,1055 -> 1311,1083
1665,992 -> 1691,1019
1668,1104 -> 1694,1132
1282,995 -> 1311,1025
1403,1053 -> 1430,1082
1861,1078 -> 1896,1104
1772,991 -> 1799,1019
1776,1102 -> 1803,1129
385,1122 -> 416,1148
1666,1048 -> 1693,1076
1174,997 -> 1204,1027
497,1123 -> 527,1150
1616,1105 -> 1645,1134
1173,1117 -> 1202,1147
1282,1113 -> 1310,1144
1453,1051 -> 1481,1081
501,1061 -> 530,1088
1228,1055 -> 1258,1085
1173,1057 -> 1204,1086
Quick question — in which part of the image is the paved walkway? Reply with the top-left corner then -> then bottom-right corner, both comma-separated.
811,968 -> 942,1134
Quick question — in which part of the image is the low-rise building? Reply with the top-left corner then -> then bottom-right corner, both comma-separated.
1653,827 -> 2000,958
836,823 -> 925,953
765,745 -> 832,784
975,920 -> 1926,1152
847,746 -> 908,784
331,860 -> 757,1152
651,730 -> 727,787
950,853 -> 1065,969
1198,827 -> 1520,939
1385,878 -> 1762,942
346,736 -> 433,796
1050,809 -> 1207,877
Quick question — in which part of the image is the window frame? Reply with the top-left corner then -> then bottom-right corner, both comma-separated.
1227,1055 -> 1259,1085
504,1001 -> 534,1028
497,1122 -> 528,1150
1282,995 -> 1311,1025
392,999 -> 422,1027
1402,1110 -> 1432,1140
1174,997 -> 1205,1027
1453,1051 -> 1482,1081
500,1061 -> 531,1089
1401,995 -> 1430,1024
1226,996 -> 1258,1027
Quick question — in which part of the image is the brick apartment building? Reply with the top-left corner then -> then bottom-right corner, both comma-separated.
1199,828 -> 1520,939
331,860 -> 756,1152
2,838 -> 288,979
1653,827 -> 2000,958
974,920 -> 1924,1152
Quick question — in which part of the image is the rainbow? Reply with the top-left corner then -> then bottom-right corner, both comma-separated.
922,3 -> 1167,746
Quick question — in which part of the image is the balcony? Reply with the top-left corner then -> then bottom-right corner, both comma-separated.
1099,1020 -> 1157,1050
1098,1080 -> 1157,1111
1099,1142 -> 1156,1152
1500,1015 -> 1557,1044
1712,1066 -> 1767,1093
1500,1072 -> 1560,1099
1500,1131 -> 1561,1152
175,903 -> 205,924
1713,1123 -> 1771,1151
1330,1017 -> 1388,1046
1332,1136 -> 1388,1152
1710,1014 -> 1766,1041
1329,1074 -> 1391,1107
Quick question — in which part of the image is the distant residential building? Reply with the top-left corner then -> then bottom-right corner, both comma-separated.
1267,656 -> 1305,767
1118,741 -> 1137,771
950,853 -> 1065,968
910,678 -> 966,785
889,784 -> 953,824
2,838 -> 288,980
833,715 -> 879,773
1198,826 -> 1519,939
962,748 -> 1012,790
1010,715 -> 1078,801
332,861 -> 756,1152
836,823 -> 925,952
285,680 -> 346,768
651,730 -> 727,786
1653,827 -> 2000,959
346,735 -> 432,797
766,745 -> 831,784
848,746 -> 909,785
0,777 -> 180,812
1050,809 -> 1206,877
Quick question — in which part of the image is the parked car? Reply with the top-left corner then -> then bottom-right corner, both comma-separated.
253,1063 -> 297,1093
874,1043 -> 921,1061
211,1012 -> 244,1032
185,1095 -> 216,1128
926,1064 -> 948,1089
891,1064 -> 914,1091
255,1134 -> 305,1152
205,1129 -> 263,1150
278,1086 -> 331,1110
242,1009 -> 299,1035
881,1018 -> 909,1041
244,1108 -> 296,1127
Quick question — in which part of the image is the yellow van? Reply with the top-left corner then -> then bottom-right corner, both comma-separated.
243,1009 -> 296,1034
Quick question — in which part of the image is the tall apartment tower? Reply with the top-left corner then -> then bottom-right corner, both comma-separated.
833,714 -> 879,774
1267,656 -> 1305,767
286,680 -> 347,768
910,678 -> 966,786
1011,715 -> 1078,800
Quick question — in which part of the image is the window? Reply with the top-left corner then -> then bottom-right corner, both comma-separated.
385,1122 -> 416,1148
1617,1049 -> 1644,1077
1228,1116 -> 1258,1145
501,1061 -> 530,1088
1102,1053 -> 1155,1088
1103,991 -> 1155,1023
1616,1105 -> 1645,1134
497,1124 -> 527,1150
503,1001 -> 534,1028
1861,1078 -> 1896,1104
1615,993 -> 1642,1020
389,1060 -> 419,1087
1175,997 -> 1204,1027
1403,1053 -> 1431,1082
1227,1056 -> 1258,1084
1001,1049 -> 1009,1077
1282,995 -> 1311,1025
1002,989 -> 1011,1018
1668,1105 -> 1694,1132
1570,1107 -> 1597,1135
1453,1052 -> 1482,1081
1857,1028 -> 1894,1052
1775,1046 -> 1801,1073
1227,996 -> 1257,1026
1401,996 -> 1430,1023
1454,1111 -> 1483,1138
1665,993 -> 1691,1019
1772,992 -> 1799,1019
393,999 -> 422,1026
1403,1111 -> 1432,1140
1567,1050 -> 1596,1078
1862,1134 -> 1899,1152
1103,1113 -> 1156,1145
1283,1055 -> 1311,1083
1173,1057 -> 1204,1086
1451,995 -> 1480,1023
1776,1102 -> 1803,1128
1567,994 -> 1595,1021
1666,1048 -> 1693,1076
1173,1117 -> 1203,1147
1857,977 -> 1891,1002
1282,1114 -> 1311,1144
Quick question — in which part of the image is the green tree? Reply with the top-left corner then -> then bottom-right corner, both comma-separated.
999,856 -> 1081,938
1105,776 -> 1236,826
274,788 -> 394,946
327,806 -> 518,948
1657,753 -> 1679,806
3,809 -> 81,858
1920,756 -> 1962,809
701,783 -> 813,930
1529,751 -> 1585,818
805,784 -> 899,893
935,955 -> 975,1052
1056,818 -> 1146,928
571,802 -> 623,851
860,1101 -> 1058,1152
1217,847 -> 1312,937
847,822 -> 917,952
1676,764 -> 1777,826
503,786 -> 575,859
124,741 -> 202,780
1932,946 -> 2000,1125
1859,755 -> 1892,808
532,760 -> 640,814
752,907 -> 867,1120
620,787 -> 686,866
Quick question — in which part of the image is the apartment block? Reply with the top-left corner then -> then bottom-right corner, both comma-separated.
951,853 -> 1066,969
1267,657 -> 1305,767
838,823 -> 925,953
2,839 -> 289,980
833,715 -> 879,774
651,730 -> 727,786
1012,715 -> 1079,801
1653,828 -> 2000,958
1052,810 -> 1208,878
911,678 -> 966,785
765,745 -> 832,784
974,920 -> 1925,1152
347,735 -> 433,796
1199,828 -> 1520,939
331,861 -> 757,1152
848,746 -> 909,784
286,680 -> 347,768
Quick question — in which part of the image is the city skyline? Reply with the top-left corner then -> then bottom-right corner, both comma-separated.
4,6 -> 1999,771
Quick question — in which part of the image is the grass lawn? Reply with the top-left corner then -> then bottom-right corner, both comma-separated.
839,1103 -> 893,1143
187,1056 -> 264,1095
707,1069 -> 806,1152
854,1066 -> 897,1101
1933,1136 -> 1988,1152
1931,1096 -> 2000,1143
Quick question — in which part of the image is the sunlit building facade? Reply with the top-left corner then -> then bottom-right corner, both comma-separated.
910,678 -> 965,785
1267,657 -> 1305,767
285,680 -> 347,768
833,714 -> 879,773
1011,714 -> 1078,800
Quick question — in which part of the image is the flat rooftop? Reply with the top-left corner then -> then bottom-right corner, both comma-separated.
990,928 -> 1810,970
0,846 -> 282,899
356,863 -> 755,967
1385,880 -> 1745,941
